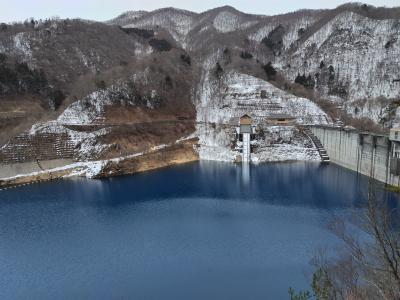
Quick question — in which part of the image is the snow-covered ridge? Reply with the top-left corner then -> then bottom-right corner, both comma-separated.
248,15 -> 318,50
106,11 -> 149,26
282,11 -> 400,100
213,11 -> 241,33
108,6 -> 399,104
123,8 -> 196,46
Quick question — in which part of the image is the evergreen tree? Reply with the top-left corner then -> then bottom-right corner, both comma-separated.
295,73 -> 306,85
0,53 -> 6,64
214,62 -> 223,78
328,65 -> 335,81
240,51 -> 253,59
262,62 -> 277,80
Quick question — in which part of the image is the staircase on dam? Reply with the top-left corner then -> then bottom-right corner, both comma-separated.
303,127 -> 330,163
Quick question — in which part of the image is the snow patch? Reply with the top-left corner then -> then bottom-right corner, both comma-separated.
13,32 -> 32,58
281,11 -> 400,100
213,11 -> 241,33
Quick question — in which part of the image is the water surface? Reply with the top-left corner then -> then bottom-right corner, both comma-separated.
0,161 -> 397,299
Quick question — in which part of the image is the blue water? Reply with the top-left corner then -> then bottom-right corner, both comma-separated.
0,161 -> 397,300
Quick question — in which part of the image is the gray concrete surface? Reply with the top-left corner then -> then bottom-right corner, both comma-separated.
311,126 -> 400,186
0,159 -> 74,179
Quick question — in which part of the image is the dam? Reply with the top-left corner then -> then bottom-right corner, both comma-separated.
311,126 -> 400,186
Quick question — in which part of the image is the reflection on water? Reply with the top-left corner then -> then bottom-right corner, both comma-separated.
0,161 -> 398,300
196,161 -> 391,208
241,162 -> 250,186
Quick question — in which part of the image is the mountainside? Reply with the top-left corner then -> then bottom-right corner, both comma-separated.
113,4 -> 400,104
1,3 -> 400,182
195,71 -> 328,162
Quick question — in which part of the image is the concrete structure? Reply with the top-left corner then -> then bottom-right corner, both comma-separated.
242,131 -> 250,162
267,114 -> 296,125
311,126 -> 400,186
237,114 -> 256,163
389,128 -> 400,142
0,131 -> 74,164
389,128 -> 400,177
0,159 -> 74,179
239,115 -> 252,162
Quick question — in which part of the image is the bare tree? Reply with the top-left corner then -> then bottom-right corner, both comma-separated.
291,181 -> 400,300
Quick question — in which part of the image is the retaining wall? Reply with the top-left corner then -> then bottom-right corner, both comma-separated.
0,159 -> 74,179
311,126 -> 400,186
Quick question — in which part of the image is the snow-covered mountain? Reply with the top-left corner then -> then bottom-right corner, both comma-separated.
109,4 -> 399,108
1,3 -> 399,175
105,11 -> 149,26
280,11 -> 400,103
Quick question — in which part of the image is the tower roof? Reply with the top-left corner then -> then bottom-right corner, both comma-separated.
240,114 -> 251,119
239,114 -> 252,125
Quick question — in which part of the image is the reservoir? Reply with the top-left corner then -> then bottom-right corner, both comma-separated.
0,161 -> 397,299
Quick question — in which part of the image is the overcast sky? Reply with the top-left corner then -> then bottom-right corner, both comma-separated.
1,0 -> 398,23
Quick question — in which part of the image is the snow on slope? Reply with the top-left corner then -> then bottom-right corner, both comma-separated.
107,6 -> 398,106
344,97 -> 392,123
281,17 -> 318,50
26,72 -> 160,160
195,123 -> 237,162
282,11 -> 400,100
212,11 -> 257,33
124,8 -> 195,47
13,32 -> 32,59
249,15 -> 318,50
213,11 -> 241,33
58,75 -> 157,125
106,11 -> 148,26
58,89 -> 113,125
195,71 -> 328,162
251,126 -> 320,162
29,121 -> 111,160
249,24 -> 276,42
196,71 -> 329,124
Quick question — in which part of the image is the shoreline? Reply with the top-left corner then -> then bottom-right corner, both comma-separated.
0,139 -> 325,190
0,140 -> 199,190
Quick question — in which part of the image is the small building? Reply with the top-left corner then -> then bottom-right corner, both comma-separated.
389,128 -> 400,142
267,113 -> 296,125
239,114 -> 252,133
260,90 -> 267,99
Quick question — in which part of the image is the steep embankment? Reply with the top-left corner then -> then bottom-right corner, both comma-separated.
279,11 -> 400,121
0,49 -> 197,186
0,17 -> 191,145
0,19 -> 152,144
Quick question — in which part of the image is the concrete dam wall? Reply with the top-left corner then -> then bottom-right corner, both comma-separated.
311,126 -> 400,186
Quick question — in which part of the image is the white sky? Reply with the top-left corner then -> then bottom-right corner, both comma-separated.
0,0 -> 398,23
